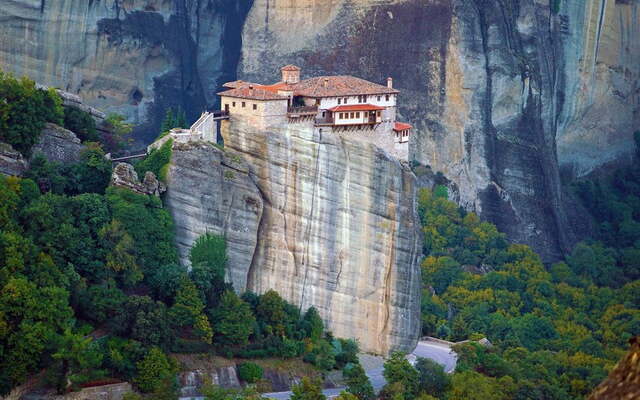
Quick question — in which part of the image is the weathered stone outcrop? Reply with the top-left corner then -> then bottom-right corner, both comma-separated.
164,142 -> 263,292
0,143 -> 27,177
111,162 -> 166,196
237,0 -> 640,261
30,123 -> 85,165
0,0 -> 253,141
163,122 -> 422,355
225,119 -> 422,355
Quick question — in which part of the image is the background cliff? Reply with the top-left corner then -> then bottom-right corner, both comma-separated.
0,0 -> 253,142
1,0 -> 637,285
164,123 -> 423,355
237,0 -> 640,261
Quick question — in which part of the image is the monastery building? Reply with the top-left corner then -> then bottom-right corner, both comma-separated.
217,65 -> 413,160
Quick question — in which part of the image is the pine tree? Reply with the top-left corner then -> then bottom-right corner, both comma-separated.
160,108 -> 174,133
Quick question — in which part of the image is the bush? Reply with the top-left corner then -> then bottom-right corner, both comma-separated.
135,139 -> 172,182
64,106 -> 98,142
134,347 -> 177,393
0,72 -> 64,155
237,362 -> 263,384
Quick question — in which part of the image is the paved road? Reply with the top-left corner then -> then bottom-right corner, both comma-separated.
261,340 -> 457,399
179,341 -> 457,400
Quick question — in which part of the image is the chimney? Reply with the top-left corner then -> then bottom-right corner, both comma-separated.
249,84 -> 254,95
323,78 -> 329,88
387,77 -> 393,89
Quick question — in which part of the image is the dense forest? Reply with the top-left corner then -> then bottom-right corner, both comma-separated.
1,72 -> 638,400
0,73 -> 357,397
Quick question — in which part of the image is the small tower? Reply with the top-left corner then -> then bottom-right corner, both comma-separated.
281,65 -> 301,84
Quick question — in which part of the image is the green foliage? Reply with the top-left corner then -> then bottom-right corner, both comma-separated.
237,362 -> 263,384
344,363 -> 374,400
382,352 -> 420,400
551,0 -> 561,14
0,72 -> 63,155
64,106 -> 98,142
190,233 -> 228,307
302,306 -> 324,342
103,113 -> 133,153
134,347 -> 177,393
169,277 -> 212,344
51,330 -> 104,393
417,183 -> 640,398
106,187 -> 178,274
256,289 -> 287,336
291,377 -> 326,400
211,290 -> 255,347
135,139 -> 173,182
110,295 -> 173,350
26,143 -> 112,195
414,357 -> 450,398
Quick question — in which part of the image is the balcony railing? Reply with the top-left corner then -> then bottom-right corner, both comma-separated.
287,105 -> 318,117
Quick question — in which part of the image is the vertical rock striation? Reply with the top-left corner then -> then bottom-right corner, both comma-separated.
164,142 -> 263,292
238,0 -> 640,261
220,119 -> 422,355
0,0 -> 253,141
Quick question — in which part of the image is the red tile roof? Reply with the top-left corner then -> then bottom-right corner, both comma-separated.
260,82 -> 297,93
222,80 -> 253,89
293,76 -> 399,98
217,85 -> 288,101
281,64 -> 301,71
394,122 -> 412,131
328,104 -> 385,112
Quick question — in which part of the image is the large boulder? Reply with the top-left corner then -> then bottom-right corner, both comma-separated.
30,123 -> 85,164
0,142 -> 27,177
111,162 -> 166,196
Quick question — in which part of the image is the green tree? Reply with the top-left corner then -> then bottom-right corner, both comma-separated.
134,347 -> 177,393
161,108 -> 175,134
414,357 -> 450,397
63,106 -> 98,142
302,306 -> 324,342
291,377 -> 326,400
383,352 -> 419,400
256,289 -> 287,336
237,362 -> 263,384
99,220 -> 142,287
210,290 -> 255,346
344,363 -> 374,400
169,277 -> 212,344
189,233 -> 228,305
51,330 -> 104,393
103,113 -> 133,152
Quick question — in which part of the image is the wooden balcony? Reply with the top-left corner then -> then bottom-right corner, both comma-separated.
287,105 -> 318,118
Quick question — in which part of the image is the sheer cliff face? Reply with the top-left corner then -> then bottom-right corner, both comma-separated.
165,123 -> 423,355
238,0 -> 640,260
0,0 -> 253,141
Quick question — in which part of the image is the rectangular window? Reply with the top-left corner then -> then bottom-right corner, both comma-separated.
242,102 -> 246,108
253,104 -> 257,110
322,112 -> 326,117
377,111 -> 381,117
377,96 -> 381,101
363,96 -> 367,102
356,112 -> 360,118
338,98 -> 342,105
385,95 -> 390,101
344,98 -> 348,104
232,101 -> 236,107
350,112 -> 355,119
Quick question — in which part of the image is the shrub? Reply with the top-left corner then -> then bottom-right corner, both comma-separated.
135,139 -> 172,182
237,362 -> 263,384
134,347 -> 177,393
0,72 -> 63,155
64,106 -> 98,142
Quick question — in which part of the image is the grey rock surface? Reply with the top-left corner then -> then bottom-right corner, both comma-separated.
111,162 -> 166,196
220,119 -> 422,355
0,142 -> 27,177
164,141 -> 263,292
237,0 -> 640,261
30,123 -> 85,165
0,0 -> 253,141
